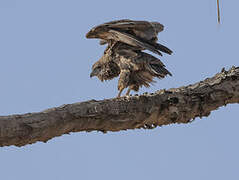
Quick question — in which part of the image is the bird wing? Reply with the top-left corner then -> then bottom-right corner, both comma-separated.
121,50 -> 172,77
112,46 -> 171,90
115,49 -> 138,59
108,29 -> 163,56
103,19 -> 152,30
86,19 -> 172,55
141,53 -> 172,77
102,19 -> 159,41
153,42 -> 173,55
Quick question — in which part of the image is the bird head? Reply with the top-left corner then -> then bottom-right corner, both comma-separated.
90,61 -> 103,78
90,58 -> 120,82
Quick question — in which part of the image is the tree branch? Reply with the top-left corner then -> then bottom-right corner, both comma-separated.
1,66 -> 239,147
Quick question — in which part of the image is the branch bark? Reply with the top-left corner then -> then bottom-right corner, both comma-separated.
1,66 -> 239,147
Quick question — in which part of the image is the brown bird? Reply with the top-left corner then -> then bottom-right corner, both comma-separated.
86,19 -> 172,56
90,42 -> 172,97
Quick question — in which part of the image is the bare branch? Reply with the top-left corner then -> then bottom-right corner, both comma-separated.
0,66 -> 239,147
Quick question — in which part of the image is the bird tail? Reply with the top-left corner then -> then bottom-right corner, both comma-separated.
150,63 -> 172,77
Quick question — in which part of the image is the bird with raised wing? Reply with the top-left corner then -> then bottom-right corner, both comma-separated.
86,19 -> 172,56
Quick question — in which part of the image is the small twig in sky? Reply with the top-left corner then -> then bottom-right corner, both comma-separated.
217,0 -> 221,23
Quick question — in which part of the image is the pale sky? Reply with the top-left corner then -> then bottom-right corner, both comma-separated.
0,0 -> 239,179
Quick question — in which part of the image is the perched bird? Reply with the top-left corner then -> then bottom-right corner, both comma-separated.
87,19 -> 173,97
86,19 -> 172,56
90,42 -> 172,97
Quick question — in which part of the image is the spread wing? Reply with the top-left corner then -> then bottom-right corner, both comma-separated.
102,19 -> 160,41
86,19 -> 172,55
108,29 -> 163,56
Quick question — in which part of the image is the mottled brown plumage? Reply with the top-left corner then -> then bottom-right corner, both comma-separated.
87,19 -> 173,97
90,42 -> 172,97
86,19 -> 172,56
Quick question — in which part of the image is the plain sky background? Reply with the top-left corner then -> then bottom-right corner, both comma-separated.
0,0 -> 239,179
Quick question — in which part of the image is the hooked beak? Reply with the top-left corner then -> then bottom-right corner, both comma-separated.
90,68 -> 100,78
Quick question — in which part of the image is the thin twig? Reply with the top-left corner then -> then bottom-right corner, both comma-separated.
217,0 -> 221,23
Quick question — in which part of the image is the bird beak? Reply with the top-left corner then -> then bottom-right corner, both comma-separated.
90,68 -> 99,78
90,71 -> 95,78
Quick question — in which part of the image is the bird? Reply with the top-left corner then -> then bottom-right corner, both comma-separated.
90,41 -> 172,97
86,19 -> 172,56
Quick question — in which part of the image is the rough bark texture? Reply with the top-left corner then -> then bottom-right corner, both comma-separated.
0,66 -> 239,147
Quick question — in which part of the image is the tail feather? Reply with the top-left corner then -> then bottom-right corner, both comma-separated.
150,64 -> 172,77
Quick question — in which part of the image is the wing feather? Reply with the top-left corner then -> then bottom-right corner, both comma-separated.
109,29 -> 163,56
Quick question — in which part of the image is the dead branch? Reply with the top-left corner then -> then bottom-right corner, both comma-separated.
0,66 -> 239,147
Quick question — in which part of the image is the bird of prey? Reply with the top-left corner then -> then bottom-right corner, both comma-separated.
90,42 -> 172,97
86,19 -> 172,56
87,19 -> 172,97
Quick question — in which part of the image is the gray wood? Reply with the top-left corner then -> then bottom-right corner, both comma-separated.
0,66 -> 238,147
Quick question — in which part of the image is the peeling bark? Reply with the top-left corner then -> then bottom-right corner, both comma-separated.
0,66 -> 239,147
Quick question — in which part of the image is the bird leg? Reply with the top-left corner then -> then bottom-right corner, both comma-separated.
117,70 -> 130,98
125,88 -> 131,96
117,88 -> 124,98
